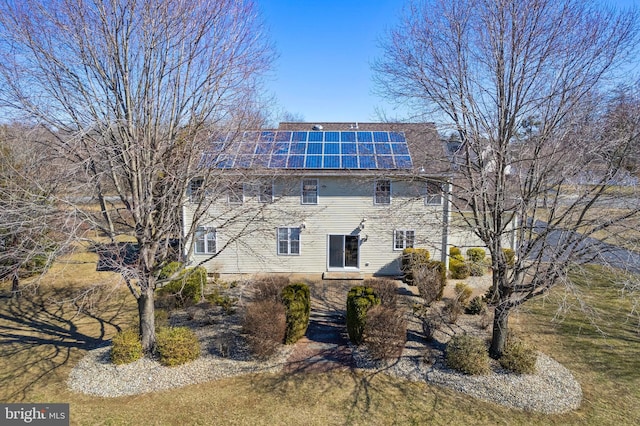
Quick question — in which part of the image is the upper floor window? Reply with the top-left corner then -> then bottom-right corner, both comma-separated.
301,178 -> 318,205
258,182 -> 273,203
189,178 -> 204,202
277,227 -> 300,255
374,179 -> 391,205
228,183 -> 244,204
195,227 -> 216,254
394,230 -> 415,250
425,180 -> 443,205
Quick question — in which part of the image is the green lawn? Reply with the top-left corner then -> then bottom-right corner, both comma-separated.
1,260 -> 638,425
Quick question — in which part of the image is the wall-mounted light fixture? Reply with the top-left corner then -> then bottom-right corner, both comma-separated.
359,218 -> 367,230
299,222 -> 306,230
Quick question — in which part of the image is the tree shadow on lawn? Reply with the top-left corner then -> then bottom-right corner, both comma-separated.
0,286 -> 134,401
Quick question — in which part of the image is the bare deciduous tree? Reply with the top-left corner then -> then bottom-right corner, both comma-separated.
374,0 -> 640,357
0,0 -> 274,352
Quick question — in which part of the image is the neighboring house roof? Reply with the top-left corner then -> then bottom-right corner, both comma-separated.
199,122 -> 451,177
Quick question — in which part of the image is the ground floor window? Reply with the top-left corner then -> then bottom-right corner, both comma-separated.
195,227 -> 216,254
394,230 -> 415,250
277,227 -> 300,255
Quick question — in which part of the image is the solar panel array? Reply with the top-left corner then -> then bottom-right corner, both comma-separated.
200,131 -> 413,170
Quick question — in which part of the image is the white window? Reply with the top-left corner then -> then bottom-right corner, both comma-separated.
228,183 -> 244,204
374,179 -> 391,205
195,227 -> 216,254
277,227 -> 300,255
394,230 -> 415,250
258,182 -> 273,203
426,180 -> 443,205
301,178 -> 318,204
189,178 -> 204,202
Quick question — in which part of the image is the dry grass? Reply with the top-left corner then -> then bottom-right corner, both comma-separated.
0,253 -> 639,424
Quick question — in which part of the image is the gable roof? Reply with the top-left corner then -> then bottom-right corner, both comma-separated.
200,122 -> 451,177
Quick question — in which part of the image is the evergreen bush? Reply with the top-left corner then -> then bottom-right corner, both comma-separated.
346,286 -> 381,344
454,282 -> 473,306
156,326 -> 201,366
281,282 -> 311,344
449,247 -> 461,257
466,248 -> 486,263
401,248 -> 430,285
465,296 -> 487,315
449,258 -> 470,279
156,263 -> 207,307
499,336 -> 537,374
110,328 -> 143,365
502,248 -> 516,267
445,334 -> 490,375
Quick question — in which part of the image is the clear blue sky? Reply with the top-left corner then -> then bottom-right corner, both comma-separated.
259,0 -> 639,124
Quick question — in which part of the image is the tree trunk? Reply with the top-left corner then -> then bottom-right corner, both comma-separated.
138,287 -> 156,353
489,303 -> 510,359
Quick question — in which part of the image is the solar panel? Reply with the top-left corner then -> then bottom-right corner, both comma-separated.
204,130 -> 413,170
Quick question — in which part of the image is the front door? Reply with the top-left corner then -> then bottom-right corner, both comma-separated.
328,235 -> 359,269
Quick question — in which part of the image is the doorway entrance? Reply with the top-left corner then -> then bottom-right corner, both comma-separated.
328,235 -> 359,270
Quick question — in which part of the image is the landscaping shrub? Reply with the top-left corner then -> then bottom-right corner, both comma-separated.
421,308 -> 443,341
445,334 -> 490,375
253,276 -> 290,302
401,248 -> 430,285
414,261 -> 446,305
243,299 -> 287,359
110,328 -> 143,365
365,278 -> 398,307
363,305 -> 407,360
502,248 -> 516,267
281,282 -> 311,344
205,289 -> 237,315
449,247 -> 461,257
346,286 -> 381,344
465,296 -> 487,315
449,258 -> 470,279
443,298 -> 464,324
156,326 -> 201,366
454,282 -> 473,306
466,248 -> 486,263
469,261 -> 487,277
499,336 -> 537,374
156,263 -> 207,307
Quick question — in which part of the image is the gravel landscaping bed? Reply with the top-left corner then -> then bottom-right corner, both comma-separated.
68,278 -> 582,414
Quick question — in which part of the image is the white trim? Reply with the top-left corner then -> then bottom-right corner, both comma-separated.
425,180 -> 443,205
277,227 -> 301,255
326,234 -> 360,270
301,178 -> 319,205
194,226 -> 216,254
393,229 -> 415,250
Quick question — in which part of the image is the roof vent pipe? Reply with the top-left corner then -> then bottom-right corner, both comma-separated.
312,124 -> 323,130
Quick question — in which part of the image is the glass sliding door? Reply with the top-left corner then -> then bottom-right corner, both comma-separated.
328,235 -> 359,269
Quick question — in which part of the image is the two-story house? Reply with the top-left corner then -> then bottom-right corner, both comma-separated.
183,122 -> 452,279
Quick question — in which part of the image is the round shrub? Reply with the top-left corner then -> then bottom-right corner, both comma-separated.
449,258 -> 470,279
499,337 -> 537,374
281,282 -> 311,344
454,282 -> 473,305
156,326 -> 201,366
449,247 -> 461,257
445,334 -> 490,375
466,248 -> 486,263
469,262 -> 487,277
243,299 -> 287,359
465,296 -> 487,315
401,248 -> 431,285
363,305 -> 407,360
346,286 -> 381,345
111,328 -> 143,365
